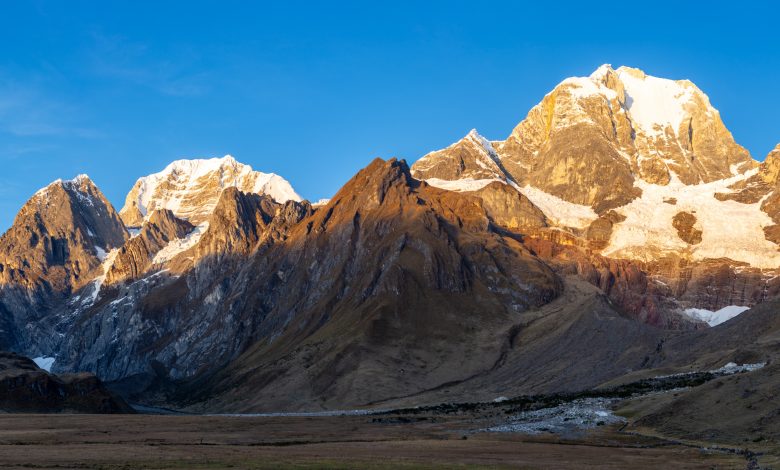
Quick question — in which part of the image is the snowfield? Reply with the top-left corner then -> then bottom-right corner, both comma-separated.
683,305 -> 751,326
604,170 -> 780,268
152,223 -> 209,264
33,356 -> 55,372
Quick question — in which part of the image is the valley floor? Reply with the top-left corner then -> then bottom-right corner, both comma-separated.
0,413 -> 765,469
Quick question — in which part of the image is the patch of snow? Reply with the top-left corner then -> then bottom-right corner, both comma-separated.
560,76 -> 618,101
152,223 -> 209,264
683,305 -> 751,327
730,162 -> 748,176
33,356 -> 55,372
604,170 -> 780,269
311,198 -> 330,207
616,67 -> 696,138
94,246 -> 107,261
517,185 -> 599,229
589,64 -> 612,80
82,246 -> 121,307
425,177 -> 504,192
127,227 -> 142,237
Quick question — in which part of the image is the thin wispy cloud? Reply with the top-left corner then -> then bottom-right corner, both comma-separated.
89,32 -> 211,97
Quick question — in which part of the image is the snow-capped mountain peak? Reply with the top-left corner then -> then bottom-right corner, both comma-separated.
614,66 -> 704,138
559,64 -> 716,140
119,155 -> 301,226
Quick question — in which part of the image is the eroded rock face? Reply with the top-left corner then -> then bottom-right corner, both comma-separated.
105,210 -> 194,285
0,176 -> 127,349
586,211 -> 626,250
472,182 -> 547,231
413,129 -> 509,182
192,188 -> 309,262
644,256 -> 780,311
672,211 -> 703,245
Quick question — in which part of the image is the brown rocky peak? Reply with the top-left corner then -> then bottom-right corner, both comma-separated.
146,209 -> 194,239
0,175 -> 127,293
412,130 -> 508,182
193,187 -> 303,260
326,158 -> 416,213
761,144 -> 780,183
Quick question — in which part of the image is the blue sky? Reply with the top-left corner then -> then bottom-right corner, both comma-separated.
0,1 -> 778,231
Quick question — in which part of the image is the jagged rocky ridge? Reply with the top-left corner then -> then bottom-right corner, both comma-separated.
0,66 -> 778,412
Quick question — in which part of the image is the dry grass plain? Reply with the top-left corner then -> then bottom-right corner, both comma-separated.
0,413 -> 755,469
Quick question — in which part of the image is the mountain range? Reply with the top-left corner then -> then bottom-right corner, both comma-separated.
0,65 -> 778,418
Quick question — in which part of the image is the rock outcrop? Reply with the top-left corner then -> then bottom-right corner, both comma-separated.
672,211 -> 703,245
104,210 -> 194,285
0,352 -> 133,413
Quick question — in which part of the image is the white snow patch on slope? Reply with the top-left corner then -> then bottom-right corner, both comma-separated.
616,68 -> 696,137
517,185 -> 598,229
80,247 -> 121,307
425,178 -> 503,192
33,356 -> 55,372
94,246 -> 107,261
152,223 -> 208,264
560,76 -> 617,101
683,305 -> 751,327
604,170 -> 780,269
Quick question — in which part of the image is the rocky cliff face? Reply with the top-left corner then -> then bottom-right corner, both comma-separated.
119,155 -> 301,226
0,175 -> 127,349
104,210 -> 193,285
